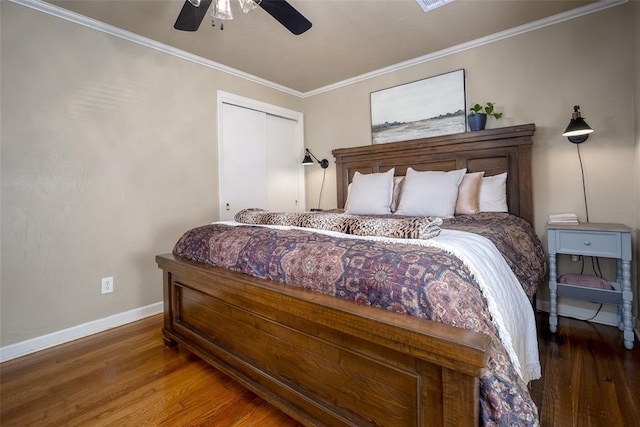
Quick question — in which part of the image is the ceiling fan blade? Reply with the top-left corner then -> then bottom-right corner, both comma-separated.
174,0 -> 213,32
259,0 -> 312,35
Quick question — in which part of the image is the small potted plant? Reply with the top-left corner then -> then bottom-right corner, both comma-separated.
468,102 -> 503,131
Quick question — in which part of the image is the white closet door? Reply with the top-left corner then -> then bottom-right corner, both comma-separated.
266,114 -> 300,212
219,103 -> 268,221
218,92 -> 306,221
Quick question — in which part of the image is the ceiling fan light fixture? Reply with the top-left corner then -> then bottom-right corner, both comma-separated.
175,0 -> 311,35
212,0 -> 233,20
415,0 -> 455,13
239,0 -> 260,13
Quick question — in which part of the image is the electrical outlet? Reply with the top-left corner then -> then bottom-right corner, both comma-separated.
571,255 -> 580,262
101,277 -> 114,294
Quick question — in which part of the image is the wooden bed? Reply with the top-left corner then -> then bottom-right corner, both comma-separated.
157,123 -> 536,426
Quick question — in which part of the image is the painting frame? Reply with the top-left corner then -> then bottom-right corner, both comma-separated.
370,69 -> 466,145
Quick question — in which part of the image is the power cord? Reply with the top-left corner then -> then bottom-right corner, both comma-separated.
317,167 -> 326,210
567,146 -> 606,323
577,143 -> 589,222
575,144 -> 604,280
578,303 -> 604,321
579,256 -> 603,278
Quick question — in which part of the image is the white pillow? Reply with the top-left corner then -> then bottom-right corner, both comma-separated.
479,172 -> 508,212
394,167 -> 467,218
344,168 -> 395,215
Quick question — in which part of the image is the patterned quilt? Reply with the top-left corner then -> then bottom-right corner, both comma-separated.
173,212 -> 546,426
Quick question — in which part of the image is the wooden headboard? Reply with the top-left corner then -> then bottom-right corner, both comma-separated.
332,123 -> 536,224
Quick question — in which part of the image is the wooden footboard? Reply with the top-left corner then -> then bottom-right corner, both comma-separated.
157,254 -> 491,427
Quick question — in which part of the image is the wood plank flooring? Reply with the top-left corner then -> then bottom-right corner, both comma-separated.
531,312 -> 640,427
1,312 -> 638,426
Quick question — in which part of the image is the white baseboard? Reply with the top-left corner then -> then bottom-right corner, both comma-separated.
537,298 -> 620,327
538,299 -> 640,343
0,302 -> 163,363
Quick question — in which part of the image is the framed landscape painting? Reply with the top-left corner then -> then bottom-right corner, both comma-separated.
370,69 -> 466,144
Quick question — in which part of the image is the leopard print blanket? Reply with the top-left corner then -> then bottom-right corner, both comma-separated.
234,208 -> 442,240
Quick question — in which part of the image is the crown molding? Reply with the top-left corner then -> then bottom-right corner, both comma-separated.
8,0 -> 628,98
8,0 -> 305,97
303,0 -> 628,97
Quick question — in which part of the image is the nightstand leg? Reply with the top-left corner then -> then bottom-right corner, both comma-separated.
549,254 -> 558,333
617,306 -> 623,331
621,259 -> 634,349
616,259 -> 624,330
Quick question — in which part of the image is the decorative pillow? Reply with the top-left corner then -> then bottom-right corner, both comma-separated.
390,176 -> 405,213
296,212 -> 351,234
455,172 -> 485,215
234,208 -> 443,240
344,168 -> 395,215
346,215 -> 443,240
394,167 -> 467,218
479,172 -> 508,212
234,208 -> 269,224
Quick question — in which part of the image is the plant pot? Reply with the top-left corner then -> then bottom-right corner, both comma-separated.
468,113 -> 487,131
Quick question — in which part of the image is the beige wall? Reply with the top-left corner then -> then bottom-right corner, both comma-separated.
303,4 -> 638,314
0,1 -> 302,346
1,1 -> 638,348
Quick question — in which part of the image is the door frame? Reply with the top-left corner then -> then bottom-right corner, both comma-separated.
217,91 -> 306,219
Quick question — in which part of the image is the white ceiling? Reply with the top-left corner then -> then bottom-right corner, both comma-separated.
37,0 -> 605,94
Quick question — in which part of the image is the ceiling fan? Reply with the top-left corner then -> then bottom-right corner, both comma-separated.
174,0 -> 312,35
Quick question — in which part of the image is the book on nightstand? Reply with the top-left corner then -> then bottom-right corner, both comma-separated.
547,213 -> 579,225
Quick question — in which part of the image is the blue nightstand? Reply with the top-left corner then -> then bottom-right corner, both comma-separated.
547,222 -> 634,350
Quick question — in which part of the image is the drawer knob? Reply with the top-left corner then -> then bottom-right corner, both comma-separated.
584,241 -> 591,246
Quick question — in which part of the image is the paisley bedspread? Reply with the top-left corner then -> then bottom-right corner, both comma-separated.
173,212 -> 546,426
442,212 -> 546,301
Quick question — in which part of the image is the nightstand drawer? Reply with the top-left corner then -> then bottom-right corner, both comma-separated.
556,230 -> 621,257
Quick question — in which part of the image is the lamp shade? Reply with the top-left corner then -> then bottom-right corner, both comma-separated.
302,149 -> 329,169
563,118 -> 594,137
562,106 -> 593,143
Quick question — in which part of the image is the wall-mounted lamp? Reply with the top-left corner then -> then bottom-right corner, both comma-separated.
302,149 -> 328,211
562,105 -> 595,222
302,149 -> 329,169
562,105 -> 594,144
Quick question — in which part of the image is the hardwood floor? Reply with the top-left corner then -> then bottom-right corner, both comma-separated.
1,312 -> 638,426
0,316 -> 300,427
531,312 -> 640,427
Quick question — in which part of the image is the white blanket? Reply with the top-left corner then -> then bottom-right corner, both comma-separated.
427,230 -> 541,383
217,221 -> 541,383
